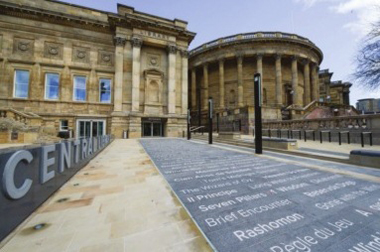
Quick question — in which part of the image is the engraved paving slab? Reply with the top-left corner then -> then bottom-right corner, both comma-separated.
140,139 -> 380,252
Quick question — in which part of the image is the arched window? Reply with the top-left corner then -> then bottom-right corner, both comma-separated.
149,80 -> 159,102
229,89 -> 236,106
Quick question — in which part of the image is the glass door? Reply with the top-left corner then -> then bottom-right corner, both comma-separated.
143,122 -> 152,137
142,122 -> 163,137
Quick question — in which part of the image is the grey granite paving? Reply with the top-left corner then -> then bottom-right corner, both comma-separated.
192,139 -> 380,178
140,138 -> 380,252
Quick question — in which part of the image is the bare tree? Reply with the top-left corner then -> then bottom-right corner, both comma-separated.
354,16 -> 380,90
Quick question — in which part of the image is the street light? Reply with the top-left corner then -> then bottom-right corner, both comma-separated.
254,73 -> 263,154
187,109 -> 191,140
208,97 -> 213,144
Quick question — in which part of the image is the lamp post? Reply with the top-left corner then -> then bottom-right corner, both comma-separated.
254,73 -> 263,154
187,109 -> 191,140
208,97 -> 213,144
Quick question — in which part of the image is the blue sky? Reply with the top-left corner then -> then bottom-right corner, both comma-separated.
63,0 -> 380,105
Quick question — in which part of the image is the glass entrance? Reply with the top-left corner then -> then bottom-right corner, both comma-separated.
142,122 -> 163,137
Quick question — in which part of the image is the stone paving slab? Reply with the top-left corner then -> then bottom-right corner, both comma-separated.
140,138 -> 380,252
197,140 -> 380,179
0,139 -> 212,252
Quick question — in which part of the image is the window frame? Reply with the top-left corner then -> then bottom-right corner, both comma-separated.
99,78 -> 112,103
13,69 -> 30,99
60,119 -> 69,131
44,72 -> 60,100
73,75 -> 87,102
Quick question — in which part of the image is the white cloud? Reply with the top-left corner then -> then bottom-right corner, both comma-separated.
333,0 -> 380,36
295,0 -> 380,36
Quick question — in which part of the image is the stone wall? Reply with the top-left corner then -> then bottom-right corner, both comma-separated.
0,0 -> 195,138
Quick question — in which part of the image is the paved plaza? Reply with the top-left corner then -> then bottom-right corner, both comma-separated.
141,138 -> 380,252
0,139 -> 211,252
1,138 -> 380,252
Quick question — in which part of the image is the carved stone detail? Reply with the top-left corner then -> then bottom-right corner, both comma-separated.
13,38 -> 34,56
131,37 -> 142,48
98,50 -> 114,66
73,46 -> 89,63
167,44 -> 177,54
180,50 -> 189,58
147,54 -> 160,68
114,36 -> 127,46
44,42 -> 63,59
301,58 -> 310,65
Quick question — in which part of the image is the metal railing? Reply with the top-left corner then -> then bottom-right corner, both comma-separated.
262,128 -> 374,147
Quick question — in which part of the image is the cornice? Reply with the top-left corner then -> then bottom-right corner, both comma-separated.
0,1 -> 110,33
108,14 -> 195,43
190,32 -> 323,64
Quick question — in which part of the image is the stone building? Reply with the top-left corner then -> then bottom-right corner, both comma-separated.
0,0 -> 195,139
319,69 -> 351,105
188,32 -> 352,133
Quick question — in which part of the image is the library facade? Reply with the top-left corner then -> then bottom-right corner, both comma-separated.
0,0 -> 352,139
0,0 -> 194,139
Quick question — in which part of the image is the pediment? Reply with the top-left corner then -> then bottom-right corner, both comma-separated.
144,68 -> 164,79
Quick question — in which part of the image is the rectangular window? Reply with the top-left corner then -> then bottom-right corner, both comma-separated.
73,76 -> 86,101
99,78 -> 111,103
14,70 -> 29,98
45,73 -> 60,100
77,120 -> 105,138
60,120 -> 69,131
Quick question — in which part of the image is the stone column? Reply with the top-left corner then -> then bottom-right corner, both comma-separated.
191,68 -> 196,109
31,63 -> 41,100
131,37 -> 142,112
181,50 -> 188,115
311,63 -> 319,102
219,59 -> 225,109
303,60 -> 311,105
291,56 -> 299,106
237,55 -> 244,107
203,63 -> 208,110
167,44 -> 177,114
256,54 -> 263,103
275,54 -> 282,106
114,36 -> 126,112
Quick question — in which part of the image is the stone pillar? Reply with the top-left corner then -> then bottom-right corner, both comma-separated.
275,54 -> 282,106
303,60 -> 311,105
181,50 -> 188,115
0,59 -> 7,97
168,44 -> 177,114
131,37 -> 142,112
237,55 -> 244,107
89,69 -> 96,102
256,54 -> 263,103
191,68 -> 196,109
31,63 -> 41,100
311,63 -> 319,102
291,56 -> 299,107
203,63 -> 208,110
219,59 -> 225,109
114,36 -> 126,112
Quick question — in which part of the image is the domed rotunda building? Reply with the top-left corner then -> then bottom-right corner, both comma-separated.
188,32 -> 342,133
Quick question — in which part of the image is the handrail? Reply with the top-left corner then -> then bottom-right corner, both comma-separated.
190,126 -> 205,132
0,107 -> 41,119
